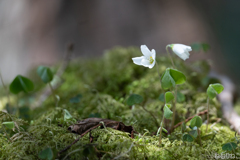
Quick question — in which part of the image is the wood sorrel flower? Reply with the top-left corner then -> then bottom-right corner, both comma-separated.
170,44 -> 192,61
132,45 -> 156,68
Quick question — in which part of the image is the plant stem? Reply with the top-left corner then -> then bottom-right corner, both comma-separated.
141,106 -> 159,127
170,86 -> 177,132
206,97 -> 210,133
166,45 -> 175,69
2,126 -> 11,143
159,113 -> 165,146
0,71 -> 10,105
155,61 -> 161,82
197,128 -> 202,147
49,83 -> 58,105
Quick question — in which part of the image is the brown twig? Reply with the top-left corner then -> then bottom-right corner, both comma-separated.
58,121 -> 126,156
172,109 -> 208,132
58,123 -> 102,156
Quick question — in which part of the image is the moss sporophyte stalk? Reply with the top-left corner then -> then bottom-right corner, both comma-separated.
0,45 -> 238,159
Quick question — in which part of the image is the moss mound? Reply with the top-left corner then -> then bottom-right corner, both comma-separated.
0,47 -> 239,159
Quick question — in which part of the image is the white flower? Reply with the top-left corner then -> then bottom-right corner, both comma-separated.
171,44 -> 192,61
132,45 -> 156,69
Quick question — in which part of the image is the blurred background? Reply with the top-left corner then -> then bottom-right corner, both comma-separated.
0,0 -> 239,86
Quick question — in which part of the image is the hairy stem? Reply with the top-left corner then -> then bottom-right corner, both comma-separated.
159,114 -> 165,146
49,83 -> 58,106
141,106 -> 159,127
198,128 -> 202,146
206,97 -> 210,133
0,71 -> 10,105
166,45 -> 175,69
2,126 -> 11,143
170,86 -> 177,132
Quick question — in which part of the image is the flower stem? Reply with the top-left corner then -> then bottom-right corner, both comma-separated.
159,113 -> 165,146
49,83 -> 58,106
0,71 -> 10,105
197,128 -> 202,146
2,126 -> 12,143
166,45 -> 175,69
170,86 -> 177,132
206,97 -> 210,133
155,61 -> 161,82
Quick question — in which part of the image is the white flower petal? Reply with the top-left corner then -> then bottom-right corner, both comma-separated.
151,49 -> 156,60
172,44 -> 192,61
132,56 -> 144,65
141,58 -> 151,67
141,45 -> 151,58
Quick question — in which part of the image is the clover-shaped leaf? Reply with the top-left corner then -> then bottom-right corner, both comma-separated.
2,121 -> 15,130
207,83 -> 224,99
38,147 -> 53,160
126,94 -> 143,106
190,116 -> 202,128
177,91 -> 185,103
189,129 -> 198,138
222,142 -> 238,151
161,68 -> 186,90
165,91 -> 174,103
163,104 -> 173,119
37,66 -> 54,84
10,75 -> 34,94
182,133 -> 194,142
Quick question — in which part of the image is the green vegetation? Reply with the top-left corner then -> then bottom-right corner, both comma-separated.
0,46 -> 239,159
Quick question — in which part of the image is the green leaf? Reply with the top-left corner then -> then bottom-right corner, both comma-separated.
190,116 -> 202,128
126,94 -> 143,106
182,133 -> 194,142
37,66 -> 54,84
161,68 -> 186,90
207,83 -> 224,99
63,109 -> 72,121
222,142 -> 238,151
189,130 -> 198,138
165,91 -> 174,103
70,94 -> 82,103
161,69 -> 175,89
191,43 -> 210,52
9,75 -> 34,94
170,69 -> 186,85
2,121 -> 15,130
177,91 -> 185,103
162,127 -> 168,133
163,104 -> 173,119
38,147 -> 53,160
158,93 -> 165,102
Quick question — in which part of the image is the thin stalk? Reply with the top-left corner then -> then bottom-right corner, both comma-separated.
197,128 -> 202,146
48,83 -> 58,105
155,61 -> 161,82
2,126 -> 12,143
0,71 -> 10,105
206,97 -> 210,133
159,114 -> 165,146
166,45 -> 175,69
141,106 -> 159,127
170,86 -> 177,131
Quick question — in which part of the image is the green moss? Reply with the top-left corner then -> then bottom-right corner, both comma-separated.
0,46 -> 239,159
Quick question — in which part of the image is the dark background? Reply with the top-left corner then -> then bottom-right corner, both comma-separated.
0,0 -> 239,87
